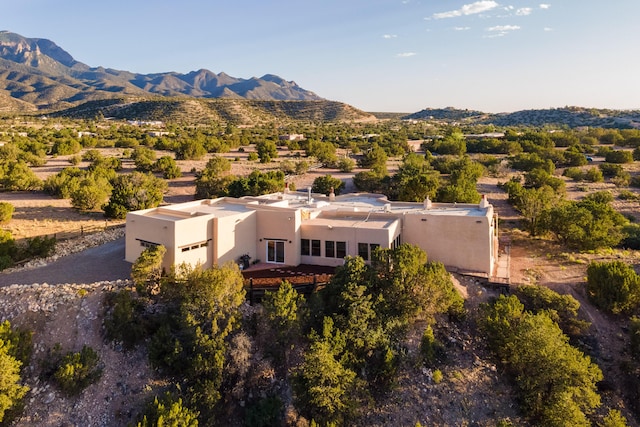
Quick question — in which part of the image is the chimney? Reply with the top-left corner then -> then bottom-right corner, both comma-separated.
307,187 -> 312,204
329,186 -> 335,201
423,197 -> 432,210
479,194 -> 489,209
284,182 -> 290,193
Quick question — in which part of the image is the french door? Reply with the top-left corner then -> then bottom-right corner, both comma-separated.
266,240 -> 285,263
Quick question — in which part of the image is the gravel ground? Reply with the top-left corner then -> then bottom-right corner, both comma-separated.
0,237 -> 131,286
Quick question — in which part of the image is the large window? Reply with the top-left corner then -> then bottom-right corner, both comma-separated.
311,239 -> 321,256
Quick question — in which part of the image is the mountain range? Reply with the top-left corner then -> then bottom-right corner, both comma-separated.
0,31 -> 323,113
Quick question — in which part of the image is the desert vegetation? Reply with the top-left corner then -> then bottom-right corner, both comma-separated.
0,114 -> 639,426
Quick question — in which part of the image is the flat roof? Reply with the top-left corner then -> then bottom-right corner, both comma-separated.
305,214 -> 400,230
139,199 -> 254,221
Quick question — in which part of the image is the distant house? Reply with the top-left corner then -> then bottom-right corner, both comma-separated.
125,191 -> 499,278
279,134 -> 305,141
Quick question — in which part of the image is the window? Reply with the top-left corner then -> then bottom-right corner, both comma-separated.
325,241 -> 346,258
358,242 -> 369,260
358,242 -> 380,261
311,239 -> 321,256
138,239 -> 159,248
325,241 -> 335,258
301,239 -> 310,256
267,240 -> 285,263
392,234 -> 401,249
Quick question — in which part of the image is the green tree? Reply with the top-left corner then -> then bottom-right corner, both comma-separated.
194,156 -> 234,198
132,146 -> 157,172
256,140 -> 278,163
312,175 -> 344,196
389,153 -> 439,202
153,156 -> 181,179
605,150 -> 633,164
0,160 -> 42,191
103,172 -> 166,219
262,281 -> 305,363
137,393 -> 199,427
175,140 -> 207,160
53,345 -> 103,395
295,317 -> 358,425
0,320 -> 31,422
600,409 -> 629,427
586,261 -> 640,314
131,245 -> 167,295
0,202 -> 13,224
70,177 -> 111,211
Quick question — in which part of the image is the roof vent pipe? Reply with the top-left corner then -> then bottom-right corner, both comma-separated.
308,187 -> 312,204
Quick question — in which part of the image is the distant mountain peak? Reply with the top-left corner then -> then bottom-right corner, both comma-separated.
0,31 -> 324,111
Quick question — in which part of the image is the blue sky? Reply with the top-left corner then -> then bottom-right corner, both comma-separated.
3,0 -> 640,113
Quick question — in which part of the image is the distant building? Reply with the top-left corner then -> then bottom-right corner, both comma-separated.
126,191 -> 499,277
279,134 -> 305,141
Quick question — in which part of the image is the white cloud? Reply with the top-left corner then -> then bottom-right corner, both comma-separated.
539,3 -> 551,9
383,34 -> 397,39
544,27 -> 553,31
516,7 -> 532,16
396,52 -> 417,57
453,26 -> 471,31
433,1 -> 499,19
487,25 -> 521,32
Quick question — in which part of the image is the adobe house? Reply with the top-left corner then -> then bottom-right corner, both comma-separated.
125,190 -> 499,277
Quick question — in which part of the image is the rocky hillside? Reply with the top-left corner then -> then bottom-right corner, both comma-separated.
0,31 -> 322,112
404,106 -> 640,129
51,97 -> 377,124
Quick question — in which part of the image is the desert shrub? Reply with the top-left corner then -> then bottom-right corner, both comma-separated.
68,155 -> 80,165
82,149 -> 103,162
0,230 -> 17,268
0,202 -> 14,224
599,163 -> 624,178
586,261 -> 640,314
0,160 -> 42,191
630,176 -> 640,188
312,175 -> 344,196
420,325 -> 444,367
0,322 -> 30,422
53,345 -> 102,395
245,396 -> 283,427
563,167 -> 584,181
104,290 -> 147,349
630,317 -> 640,360
70,178 -> 111,211
175,140 -> 206,160
103,172 -> 166,219
622,224 -> 640,249
247,152 -> 259,161
21,235 -> 56,259
131,146 -> 157,172
337,157 -> 355,172
584,167 -> 604,182
154,156 -> 182,179
605,150 -> 633,164
50,139 -> 81,156
618,190 -> 638,201
136,393 -> 199,427
633,147 -> 640,161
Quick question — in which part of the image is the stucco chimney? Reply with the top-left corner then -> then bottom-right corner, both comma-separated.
479,194 -> 489,209
329,186 -> 335,201
423,197 -> 432,210
284,182 -> 290,193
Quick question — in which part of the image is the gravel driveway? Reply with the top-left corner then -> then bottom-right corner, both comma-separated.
0,237 -> 132,286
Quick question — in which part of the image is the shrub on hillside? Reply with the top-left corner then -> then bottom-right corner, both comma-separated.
586,261 -> 640,314
53,345 -> 103,395
0,202 -> 14,224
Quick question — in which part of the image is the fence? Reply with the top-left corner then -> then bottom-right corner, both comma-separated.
245,276 -> 330,304
52,222 -> 125,242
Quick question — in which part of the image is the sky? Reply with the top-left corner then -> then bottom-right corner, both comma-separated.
2,0 -> 640,113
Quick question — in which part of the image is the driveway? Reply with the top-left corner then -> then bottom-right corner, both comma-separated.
0,237 -> 132,286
